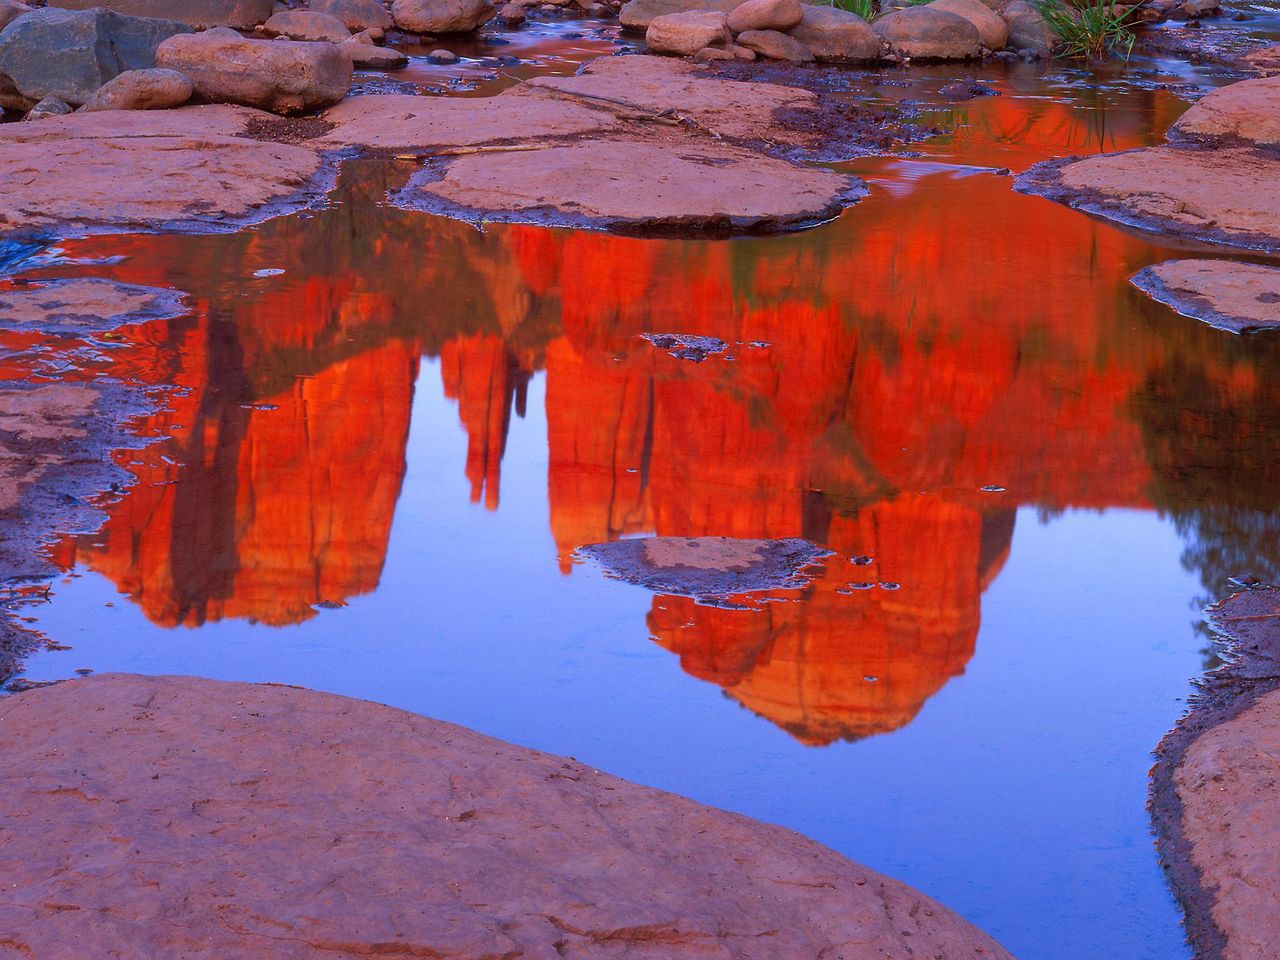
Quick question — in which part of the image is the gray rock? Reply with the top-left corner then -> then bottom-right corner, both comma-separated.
787,3 -> 877,61
736,27 -> 813,59
391,0 -> 494,32
263,10 -> 352,40
156,29 -> 351,114
646,9 -> 731,54
78,66 -> 194,110
619,0 -> 742,31
872,5 -> 982,59
1002,0 -> 1054,54
46,0 -> 273,30
726,0 -> 801,32
0,0 -> 31,32
24,93 -> 72,119
310,0 -> 394,31
0,7 -> 192,109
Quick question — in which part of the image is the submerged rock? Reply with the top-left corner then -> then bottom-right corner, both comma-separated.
578,536 -> 831,597
872,5 -> 982,59
0,673 -> 1014,959
45,0 -> 273,29
397,136 -> 866,234
156,29 -> 352,114
0,277 -> 188,333
340,37 -> 410,67
78,67 -> 194,111
0,7 -> 192,110
787,3 -> 879,61
642,331 -> 729,360
1131,259 -> 1280,333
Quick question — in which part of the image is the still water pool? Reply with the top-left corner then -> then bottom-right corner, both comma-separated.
7,47 -> 1280,960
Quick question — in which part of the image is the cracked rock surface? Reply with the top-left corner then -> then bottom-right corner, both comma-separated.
0,673 -> 1014,960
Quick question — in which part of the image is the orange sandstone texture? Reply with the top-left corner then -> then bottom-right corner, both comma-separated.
0,673 -> 1015,960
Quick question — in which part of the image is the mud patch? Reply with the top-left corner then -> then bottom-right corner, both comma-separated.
577,536 -> 831,602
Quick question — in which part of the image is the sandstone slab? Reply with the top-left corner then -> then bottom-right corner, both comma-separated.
1017,146 -> 1280,253
873,5 -> 982,59
0,7 -> 192,109
0,277 -> 187,333
1153,588 -> 1280,960
157,30 -> 352,114
79,67 -> 194,111
318,87 -> 621,150
46,0 -> 273,28
1171,75 -> 1280,149
1131,259 -> 1280,333
1238,42 -> 1280,77
396,136 -> 867,234
788,3 -> 879,61
0,673 -> 1014,959
0,107 -> 330,235
529,55 -> 813,145
646,9 -> 731,55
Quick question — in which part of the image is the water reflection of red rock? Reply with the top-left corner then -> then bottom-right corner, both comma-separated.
36,88 -> 1275,741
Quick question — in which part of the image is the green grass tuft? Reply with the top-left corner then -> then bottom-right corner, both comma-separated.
1033,0 -> 1137,60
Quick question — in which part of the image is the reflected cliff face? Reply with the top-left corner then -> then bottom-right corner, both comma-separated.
29,85 -> 1280,742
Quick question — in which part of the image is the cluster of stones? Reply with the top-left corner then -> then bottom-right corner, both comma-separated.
0,0 -> 522,120
634,0 -> 1055,62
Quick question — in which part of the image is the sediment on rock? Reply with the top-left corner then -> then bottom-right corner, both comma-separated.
1151,587 -> 1280,960
0,672 -> 1016,959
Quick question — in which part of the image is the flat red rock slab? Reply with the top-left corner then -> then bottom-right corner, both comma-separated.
1153,589 -> 1280,960
395,137 -> 867,235
0,673 -> 1014,960
0,278 -> 188,333
1016,145 -> 1280,254
1132,259 -> 1280,333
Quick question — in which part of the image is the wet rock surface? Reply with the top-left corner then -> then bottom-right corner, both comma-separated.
1152,588 -> 1280,960
0,672 -> 1016,960
0,277 -> 187,333
1132,259 -> 1280,333
1017,145 -> 1280,253
0,106 -> 334,237
396,136 -> 865,234
642,331 -> 729,360
578,535 -> 831,598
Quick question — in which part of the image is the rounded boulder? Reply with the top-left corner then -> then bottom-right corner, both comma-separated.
872,5 -> 982,59
927,0 -> 1006,49
646,9 -> 732,54
788,3 -> 879,61
78,66 -> 194,111
726,0 -> 803,33
391,0 -> 494,32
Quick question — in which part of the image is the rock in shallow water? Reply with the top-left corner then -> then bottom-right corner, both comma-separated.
0,278 -> 188,332
578,536 -> 831,597
396,137 -> 867,234
1171,74 -> 1280,148
0,673 -> 1014,959
1131,259 -> 1280,333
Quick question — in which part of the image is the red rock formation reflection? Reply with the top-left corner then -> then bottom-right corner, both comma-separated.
31,87 -> 1280,741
